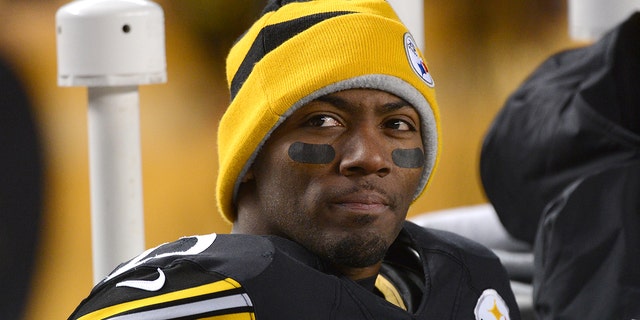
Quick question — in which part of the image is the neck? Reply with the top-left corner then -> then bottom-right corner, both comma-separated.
231,208 -> 271,235
233,206 -> 385,282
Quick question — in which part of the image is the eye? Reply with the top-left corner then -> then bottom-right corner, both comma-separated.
384,119 -> 417,131
305,114 -> 343,128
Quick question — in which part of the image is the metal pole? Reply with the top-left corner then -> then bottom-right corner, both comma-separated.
87,86 -> 145,283
388,0 -> 425,50
568,0 -> 640,41
56,0 -> 166,283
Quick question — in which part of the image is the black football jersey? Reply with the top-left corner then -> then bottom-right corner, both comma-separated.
69,222 -> 520,320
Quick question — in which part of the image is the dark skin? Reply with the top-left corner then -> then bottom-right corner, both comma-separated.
233,89 -> 424,281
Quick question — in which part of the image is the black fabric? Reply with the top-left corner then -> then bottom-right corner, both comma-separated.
230,11 -> 353,99
355,275 -> 377,293
480,12 -> 640,244
533,163 -> 640,319
69,222 -> 521,319
480,11 -> 640,319
261,0 -> 313,15
0,56 -> 44,320
589,12 -> 640,134
69,234 -> 273,319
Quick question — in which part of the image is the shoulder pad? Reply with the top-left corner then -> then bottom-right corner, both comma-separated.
100,233 -> 275,286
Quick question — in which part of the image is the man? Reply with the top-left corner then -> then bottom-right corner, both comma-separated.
69,1 -> 520,319
480,12 -> 640,319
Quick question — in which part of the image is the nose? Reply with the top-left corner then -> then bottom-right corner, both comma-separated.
338,127 -> 391,178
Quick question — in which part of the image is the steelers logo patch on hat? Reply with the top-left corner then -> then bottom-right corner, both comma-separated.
404,32 -> 434,87
474,289 -> 510,320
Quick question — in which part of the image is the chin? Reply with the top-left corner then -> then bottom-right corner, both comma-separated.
325,231 -> 390,268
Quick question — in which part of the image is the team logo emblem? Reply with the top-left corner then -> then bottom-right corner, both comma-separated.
404,32 -> 434,87
474,289 -> 510,320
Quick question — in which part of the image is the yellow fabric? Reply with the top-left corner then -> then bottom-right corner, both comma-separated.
375,274 -> 407,310
76,278 -> 251,320
218,0 -> 441,222
225,1 -> 401,82
199,313 -> 255,320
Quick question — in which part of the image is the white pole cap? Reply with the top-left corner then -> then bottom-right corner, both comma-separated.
388,0 -> 425,50
56,0 -> 167,87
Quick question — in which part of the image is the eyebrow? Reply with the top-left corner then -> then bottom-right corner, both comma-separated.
315,94 -> 413,113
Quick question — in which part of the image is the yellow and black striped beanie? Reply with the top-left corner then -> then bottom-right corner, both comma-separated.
217,0 -> 441,222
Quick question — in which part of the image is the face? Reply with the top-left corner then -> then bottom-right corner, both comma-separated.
241,89 -> 425,269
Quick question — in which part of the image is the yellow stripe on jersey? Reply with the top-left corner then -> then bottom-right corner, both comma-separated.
77,278 -> 253,320
375,274 -> 407,310
199,312 -> 256,320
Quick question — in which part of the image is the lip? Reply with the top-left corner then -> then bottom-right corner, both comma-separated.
331,192 -> 390,213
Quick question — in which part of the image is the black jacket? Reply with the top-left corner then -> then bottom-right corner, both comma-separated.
480,12 -> 640,319
69,222 -> 520,319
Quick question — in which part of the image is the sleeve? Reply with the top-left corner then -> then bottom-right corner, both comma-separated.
432,228 -> 522,320
68,235 -> 257,320
404,223 -> 522,320
533,164 -> 640,319
463,240 -> 522,320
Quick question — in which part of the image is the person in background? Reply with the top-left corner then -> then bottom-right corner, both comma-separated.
0,55 -> 44,319
481,12 -> 640,319
69,1 -> 520,319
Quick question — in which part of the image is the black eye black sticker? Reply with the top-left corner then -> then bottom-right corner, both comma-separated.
392,148 -> 425,168
288,142 -> 336,164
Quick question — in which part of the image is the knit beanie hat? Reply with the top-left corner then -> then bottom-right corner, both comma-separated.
217,0 -> 441,222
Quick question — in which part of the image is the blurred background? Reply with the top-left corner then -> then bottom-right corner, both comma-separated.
0,0 -> 583,318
